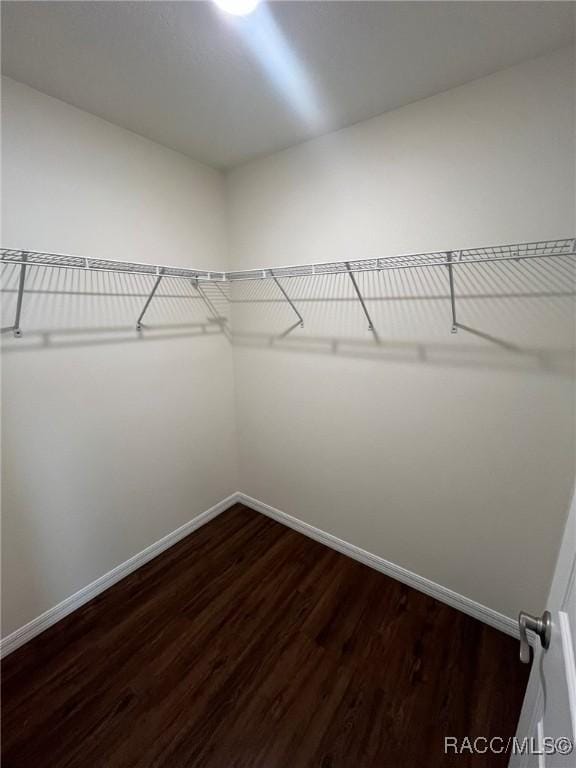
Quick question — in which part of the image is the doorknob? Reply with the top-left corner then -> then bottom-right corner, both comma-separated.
518,610 -> 551,663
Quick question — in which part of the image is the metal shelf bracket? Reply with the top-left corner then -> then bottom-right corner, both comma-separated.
193,280 -> 230,338
13,254 -> 28,337
446,251 -> 458,333
272,273 -> 304,328
136,269 -> 164,331
345,262 -> 379,342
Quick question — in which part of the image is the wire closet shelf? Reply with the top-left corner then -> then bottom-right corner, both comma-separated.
2,238 -> 574,282
226,238 -> 576,280
1,237 -> 575,338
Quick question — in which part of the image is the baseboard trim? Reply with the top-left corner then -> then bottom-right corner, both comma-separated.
2,490 -> 519,658
0,493 -> 241,658
237,492 -> 518,639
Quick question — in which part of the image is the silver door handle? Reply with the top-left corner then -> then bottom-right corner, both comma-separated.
518,610 -> 551,663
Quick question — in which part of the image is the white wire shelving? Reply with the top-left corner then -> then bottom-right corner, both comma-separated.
1,237 -> 574,339
225,238 -> 576,280
0,248 -> 227,281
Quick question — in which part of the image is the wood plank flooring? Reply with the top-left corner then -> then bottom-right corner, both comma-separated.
2,503 -> 529,767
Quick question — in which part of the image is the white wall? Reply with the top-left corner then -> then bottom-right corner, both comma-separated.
1,77 -> 227,268
2,47 -> 574,639
226,48 -> 576,619
1,78 -> 238,636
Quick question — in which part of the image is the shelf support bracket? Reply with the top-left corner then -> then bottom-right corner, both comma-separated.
272,273 -> 304,328
136,269 -> 164,331
446,251 -> 458,333
13,254 -> 28,337
345,262 -> 379,342
193,280 -> 230,339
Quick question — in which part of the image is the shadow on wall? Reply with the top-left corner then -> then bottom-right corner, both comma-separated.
0,265 -> 232,351
1,256 -> 574,374
230,255 -> 575,374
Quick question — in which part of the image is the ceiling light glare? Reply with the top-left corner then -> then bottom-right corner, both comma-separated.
213,0 -> 261,17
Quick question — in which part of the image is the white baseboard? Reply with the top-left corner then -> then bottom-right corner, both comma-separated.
237,492 -> 519,639
2,489 -> 518,658
0,493 -> 241,658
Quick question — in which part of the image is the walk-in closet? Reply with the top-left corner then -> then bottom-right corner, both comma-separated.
1,2 -> 575,766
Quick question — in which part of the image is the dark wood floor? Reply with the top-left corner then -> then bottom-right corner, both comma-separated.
2,504 -> 529,768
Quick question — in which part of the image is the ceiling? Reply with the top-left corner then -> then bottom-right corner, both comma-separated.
2,1 -> 574,169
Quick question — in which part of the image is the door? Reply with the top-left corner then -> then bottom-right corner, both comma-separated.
510,488 -> 576,768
